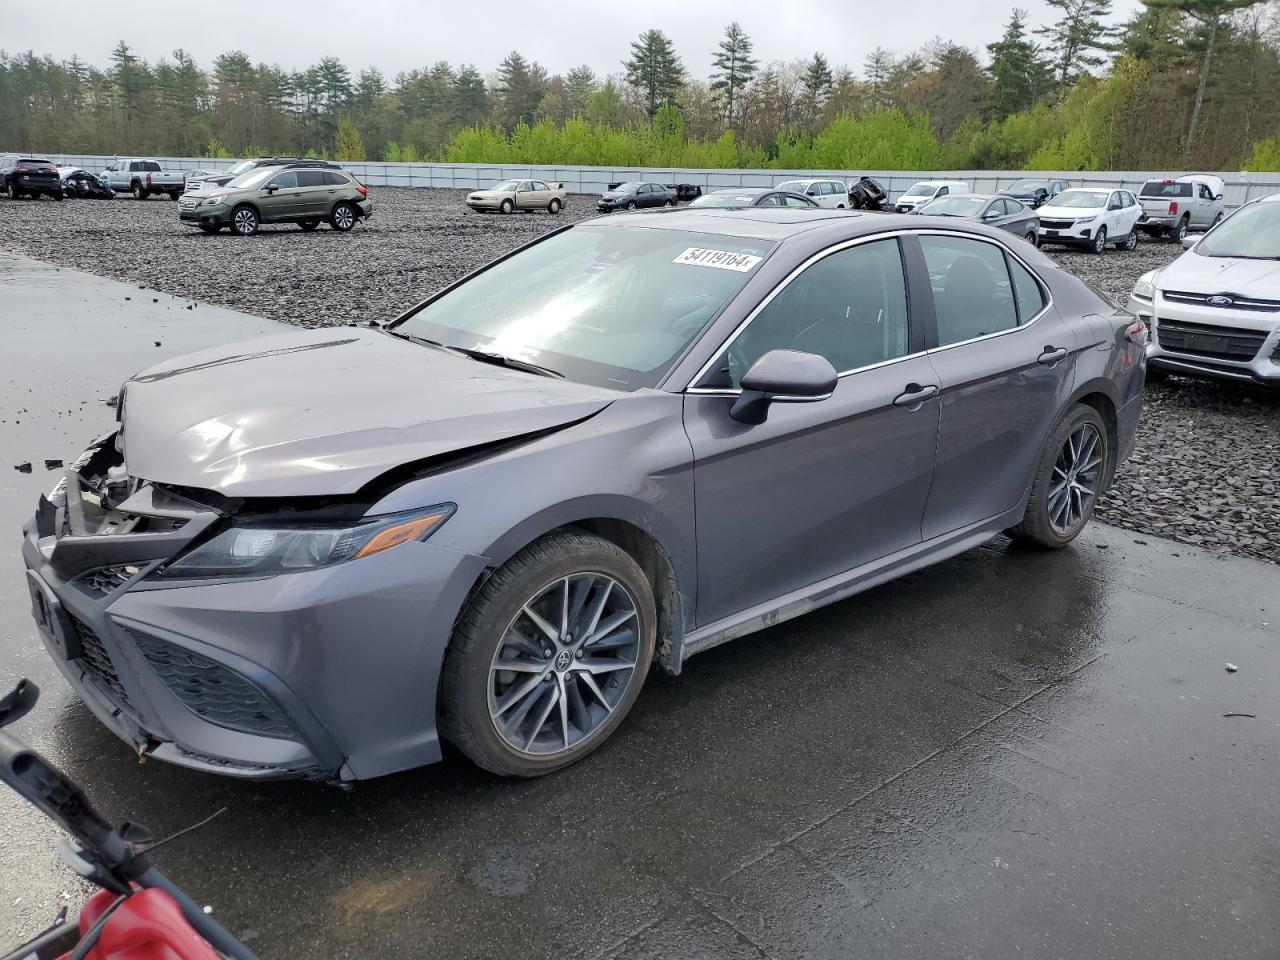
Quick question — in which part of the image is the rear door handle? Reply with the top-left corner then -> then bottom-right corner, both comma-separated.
1037,346 -> 1069,365
892,383 -> 939,408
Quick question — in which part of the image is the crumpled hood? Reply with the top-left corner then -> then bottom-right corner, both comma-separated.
1157,251 -> 1280,297
120,328 -> 617,498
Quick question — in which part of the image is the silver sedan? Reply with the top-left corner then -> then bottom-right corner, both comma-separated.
919,193 -> 1041,246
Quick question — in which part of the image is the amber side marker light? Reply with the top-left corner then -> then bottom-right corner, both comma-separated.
354,511 -> 452,559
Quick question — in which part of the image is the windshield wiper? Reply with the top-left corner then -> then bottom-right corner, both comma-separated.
452,346 -> 564,379
382,329 -> 466,354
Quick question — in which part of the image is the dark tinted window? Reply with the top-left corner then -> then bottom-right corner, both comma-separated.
724,238 -> 909,385
296,171 -> 326,187
920,235 -> 1017,346
1141,180 -> 1192,198
1010,258 -> 1046,322
322,171 -> 348,186
138,161 -> 161,172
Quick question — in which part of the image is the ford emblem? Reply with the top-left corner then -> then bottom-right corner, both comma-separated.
1207,295 -> 1233,306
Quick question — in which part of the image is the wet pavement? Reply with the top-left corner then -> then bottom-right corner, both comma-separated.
1,255 -> 1277,958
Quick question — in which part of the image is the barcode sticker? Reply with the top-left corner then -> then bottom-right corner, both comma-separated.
673,248 -> 763,272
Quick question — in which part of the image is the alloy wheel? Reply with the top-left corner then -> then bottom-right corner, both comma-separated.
1048,422 -> 1104,535
487,573 -> 641,757
333,205 -> 355,230
232,208 -> 257,235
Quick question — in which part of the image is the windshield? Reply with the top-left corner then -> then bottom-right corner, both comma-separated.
491,180 -> 520,191
226,167 -> 281,189
1196,202 -> 1280,259
1052,190 -> 1108,209
690,193 -> 759,208
775,181 -> 807,192
903,183 -> 936,197
921,195 -> 987,216
611,182 -> 643,193
1141,180 -> 1192,198
1007,179 -> 1046,192
225,160 -> 257,176
395,225 -> 776,390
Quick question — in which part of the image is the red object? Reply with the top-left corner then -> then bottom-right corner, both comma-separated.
1168,201 -> 1179,214
58,888 -> 219,960
1125,320 -> 1149,347
356,184 -> 368,197
146,173 -> 153,187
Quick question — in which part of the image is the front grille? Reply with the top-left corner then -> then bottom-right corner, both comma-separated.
126,629 -> 296,740
1163,290 -> 1280,313
1040,219 -> 1076,231
76,564 -> 139,597
69,616 -> 133,708
1155,319 -> 1267,361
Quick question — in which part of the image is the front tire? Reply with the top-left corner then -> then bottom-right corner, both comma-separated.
499,198 -> 514,214
1091,226 -> 1107,255
329,203 -> 357,231
1007,404 -> 1109,549
441,532 -> 657,778
230,205 -> 259,235
625,200 -> 637,211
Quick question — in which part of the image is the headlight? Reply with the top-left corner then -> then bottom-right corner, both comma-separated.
156,504 -> 454,579
1075,216 -> 1095,224
1132,271 -> 1157,301
202,195 -> 226,206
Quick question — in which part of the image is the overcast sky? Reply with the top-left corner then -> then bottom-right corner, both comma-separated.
6,0 -> 1142,80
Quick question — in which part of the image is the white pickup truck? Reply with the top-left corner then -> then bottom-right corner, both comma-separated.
98,159 -> 187,200
1136,175 -> 1226,242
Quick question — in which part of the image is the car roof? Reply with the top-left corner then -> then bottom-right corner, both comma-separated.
708,187 -> 769,195
586,207 -> 919,241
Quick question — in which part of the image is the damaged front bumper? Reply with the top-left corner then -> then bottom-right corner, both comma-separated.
23,434 -> 487,782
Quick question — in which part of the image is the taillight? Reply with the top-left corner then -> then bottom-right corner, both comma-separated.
1125,320 -> 1149,347
1168,201 -> 1178,215
146,173 -> 152,186
357,185 -> 368,197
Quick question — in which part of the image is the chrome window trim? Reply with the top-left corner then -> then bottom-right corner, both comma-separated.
685,228 -> 1054,393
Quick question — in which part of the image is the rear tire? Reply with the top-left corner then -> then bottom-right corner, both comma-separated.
440,532 -> 656,778
1025,229 -> 1039,247
1118,228 -> 1137,251
51,191 -> 63,202
1171,217 -> 1188,243
1091,226 -> 1107,255
7,182 -> 21,200
1007,404 -> 1109,549
168,191 -> 180,201
329,202 -> 357,231
230,205 -> 259,235
547,197 -> 562,215
131,182 -> 146,201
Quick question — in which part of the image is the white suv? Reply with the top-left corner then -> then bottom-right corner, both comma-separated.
774,179 -> 850,209
893,180 -> 969,213
1037,188 -> 1142,254
1128,193 -> 1280,386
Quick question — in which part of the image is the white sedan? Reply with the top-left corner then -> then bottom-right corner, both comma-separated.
1036,188 -> 1142,254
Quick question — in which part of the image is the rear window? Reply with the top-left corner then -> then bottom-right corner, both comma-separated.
322,171 -> 349,186
1141,181 -> 1192,198
18,159 -> 54,169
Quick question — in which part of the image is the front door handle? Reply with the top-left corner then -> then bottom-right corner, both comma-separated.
892,383 -> 939,408
1038,346 -> 1069,365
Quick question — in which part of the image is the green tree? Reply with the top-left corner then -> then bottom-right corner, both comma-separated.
624,29 -> 684,118
334,115 -> 365,160
987,9 -> 1053,118
1036,0 -> 1117,87
863,48 -> 894,110
801,53 -> 833,127
564,65 -> 596,116
494,51 -> 545,129
709,22 -> 758,127
1141,0 -> 1269,160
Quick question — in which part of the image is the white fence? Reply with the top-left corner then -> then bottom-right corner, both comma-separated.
24,152 -> 1280,207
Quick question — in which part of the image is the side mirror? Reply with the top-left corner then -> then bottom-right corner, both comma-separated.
729,350 -> 837,425
982,210 -> 1000,221
806,189 -> 818,196
1181,236 -> 1197,250
263,185 -> 278,194
1214,193 -> 1224,201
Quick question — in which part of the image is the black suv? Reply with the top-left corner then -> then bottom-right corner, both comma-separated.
185,157 -> 342,192
1,157 -> 62,200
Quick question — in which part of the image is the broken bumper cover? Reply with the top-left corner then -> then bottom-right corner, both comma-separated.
22,437 -> 487,782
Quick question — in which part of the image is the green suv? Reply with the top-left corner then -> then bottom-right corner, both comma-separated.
178,164 -> 373,235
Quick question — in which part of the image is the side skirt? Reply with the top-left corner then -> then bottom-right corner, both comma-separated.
679,505 -> 1025,664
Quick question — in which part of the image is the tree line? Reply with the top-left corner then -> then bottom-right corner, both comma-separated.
3,0 -> 1279,173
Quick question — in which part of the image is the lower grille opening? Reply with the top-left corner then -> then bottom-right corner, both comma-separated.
1155,319 -> 1267,361
124,628 -> 297,740
68,616 -> 133,709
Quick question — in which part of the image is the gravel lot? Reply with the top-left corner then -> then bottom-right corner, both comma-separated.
1,188 -> 1276,563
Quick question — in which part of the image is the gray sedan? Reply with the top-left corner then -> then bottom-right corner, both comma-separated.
919,192 -> 1041,246
23,209 -> 1146,782
688,187 -> 820,209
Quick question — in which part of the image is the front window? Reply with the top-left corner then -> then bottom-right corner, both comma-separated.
1007,179 -> 1046,193
395,225 -> 776,391
1196,202 -> 1280,259
1051,190 -> 1108,209
492,179 -> 520,191
903,183 -> 937,198
921,195 -> 986,217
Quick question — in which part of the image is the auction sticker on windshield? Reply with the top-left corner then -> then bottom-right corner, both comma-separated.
673,248 -> 763,272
